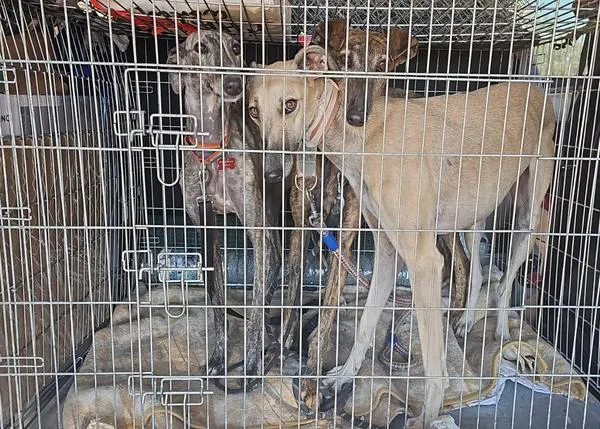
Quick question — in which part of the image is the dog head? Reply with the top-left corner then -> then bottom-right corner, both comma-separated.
312,19 -> 419,127
166,31 -> 244,102
247,46 -> 332,182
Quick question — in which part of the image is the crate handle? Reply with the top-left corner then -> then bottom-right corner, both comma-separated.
162,278 -> 187,318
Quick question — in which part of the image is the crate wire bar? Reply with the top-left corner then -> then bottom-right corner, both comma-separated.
1,0 -> 599,428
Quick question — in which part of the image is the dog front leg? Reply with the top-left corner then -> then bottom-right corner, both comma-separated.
302,186 -> 360,409
181,165 -> 227,375
198,201 -> 227,375
188,207 -> 226,375
404,232 -> 446,429
244,227 -> 281,375
228,160 -> 282,376
206,233 -> 226,374
283,180 -> 311,348
322,228 -> 397,390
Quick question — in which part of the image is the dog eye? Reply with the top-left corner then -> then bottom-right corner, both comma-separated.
232,42 -> 241,55
376,59 -> 387,72
248,106 -> 259,119
284,99 -> 297,114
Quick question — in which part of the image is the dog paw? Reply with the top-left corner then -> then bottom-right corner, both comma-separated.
337,296 -> 348,315
453,311 -> 475,338
494,325 -> 512,342
494,312 -> 512,342
300,379 -> 321,411
406,416 -> 458,429
321,365 -> 352,392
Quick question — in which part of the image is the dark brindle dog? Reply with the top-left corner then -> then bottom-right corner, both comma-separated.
167,31 -> 281,378
283,20 -> 472,409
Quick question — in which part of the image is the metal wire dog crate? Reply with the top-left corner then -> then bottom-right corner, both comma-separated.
1,0 -> 599,428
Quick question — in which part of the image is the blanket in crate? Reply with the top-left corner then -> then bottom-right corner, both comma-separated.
62,278 -> 587,429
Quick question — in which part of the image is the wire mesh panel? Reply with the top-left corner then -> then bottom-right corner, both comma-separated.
288,0 -> 584,48
0,1 -> 134,426
1,0 -> 599,428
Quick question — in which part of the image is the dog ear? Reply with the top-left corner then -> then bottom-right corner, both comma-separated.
166,43 -> 184,94
312,18 -> 347,51
384,27 -> 419,66
294,46 -> 330,71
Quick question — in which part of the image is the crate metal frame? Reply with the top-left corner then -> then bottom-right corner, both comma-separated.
1,0 -> 599,428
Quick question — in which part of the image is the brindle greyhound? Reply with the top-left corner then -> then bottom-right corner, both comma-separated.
284,20 -> 472,409
247,46 -> 555,427
167,31 -> 282,379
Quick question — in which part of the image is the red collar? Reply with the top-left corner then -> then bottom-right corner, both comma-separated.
185,134 -> 230,165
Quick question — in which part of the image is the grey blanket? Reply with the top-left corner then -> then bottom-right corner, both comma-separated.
62,279 -> 586,428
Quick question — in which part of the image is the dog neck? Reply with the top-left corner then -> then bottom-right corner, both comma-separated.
314,79 -> 376,195
184,89 -> 234,143
316,81 -> 368,155
304,78 -> 342,148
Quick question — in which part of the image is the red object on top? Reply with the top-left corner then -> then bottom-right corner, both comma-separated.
90,0 -> 197,36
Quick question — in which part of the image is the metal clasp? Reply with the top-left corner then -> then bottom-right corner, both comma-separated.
0,206 -> 31,221
112,110 -> 145,138
294,142 -> 318,192
0,356 -> 44,369
306,190 -> 322,229
335,171 -> 345,212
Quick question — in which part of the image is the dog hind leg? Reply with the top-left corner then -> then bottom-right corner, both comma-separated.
454,220 -> 485,337
495,157 -> 551,341
438,233 -> 470,322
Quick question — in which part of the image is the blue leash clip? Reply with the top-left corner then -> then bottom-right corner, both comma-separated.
321,230 -> 339,252
306,189 -> 340,253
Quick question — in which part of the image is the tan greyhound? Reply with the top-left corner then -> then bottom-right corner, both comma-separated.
247,46 -> 555,427
286,20 -> 474,410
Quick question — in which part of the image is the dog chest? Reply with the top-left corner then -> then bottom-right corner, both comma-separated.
182,152 -> 243,215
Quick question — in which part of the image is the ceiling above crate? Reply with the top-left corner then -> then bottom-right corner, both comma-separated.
17,0 -> 599,49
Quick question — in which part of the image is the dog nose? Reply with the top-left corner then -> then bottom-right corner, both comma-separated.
347,111 -> 365,127
224,78 -> 243,97
264,169 -> 283,183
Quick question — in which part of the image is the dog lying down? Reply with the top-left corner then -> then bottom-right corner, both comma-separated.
247,46 -> 556,428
